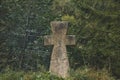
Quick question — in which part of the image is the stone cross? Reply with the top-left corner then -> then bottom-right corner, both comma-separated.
44,21 -> 75,78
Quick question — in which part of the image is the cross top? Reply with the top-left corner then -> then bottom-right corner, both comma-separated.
44,21 -> 75,46
51,21 -> 67,34
44,21 -> 75,78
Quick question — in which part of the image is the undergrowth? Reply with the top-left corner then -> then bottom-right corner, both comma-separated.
0,67 -> 115,80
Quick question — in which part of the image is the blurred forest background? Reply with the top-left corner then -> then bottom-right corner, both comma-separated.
0,0 -> 120,80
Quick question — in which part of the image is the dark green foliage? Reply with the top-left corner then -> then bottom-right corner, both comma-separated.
0,0 -> 53,71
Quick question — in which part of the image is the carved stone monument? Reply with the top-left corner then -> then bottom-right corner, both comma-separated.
44,21 -> 75,78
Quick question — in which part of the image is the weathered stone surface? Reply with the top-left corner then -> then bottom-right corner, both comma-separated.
44,21 -> 75,78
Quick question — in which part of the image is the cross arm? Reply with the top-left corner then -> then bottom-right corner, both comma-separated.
44,35 -> 53,45
66,35 -> 75,45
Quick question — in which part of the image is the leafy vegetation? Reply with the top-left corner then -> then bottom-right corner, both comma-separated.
0,0 -> 120,79
0,67 -> 115,80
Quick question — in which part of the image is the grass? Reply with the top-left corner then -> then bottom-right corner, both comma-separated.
0,67 -> 115,80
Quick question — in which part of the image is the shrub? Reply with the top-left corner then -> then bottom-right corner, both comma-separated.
0,67 -> 115,80
69,67 -> 115,80
0,71 -> 24,80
